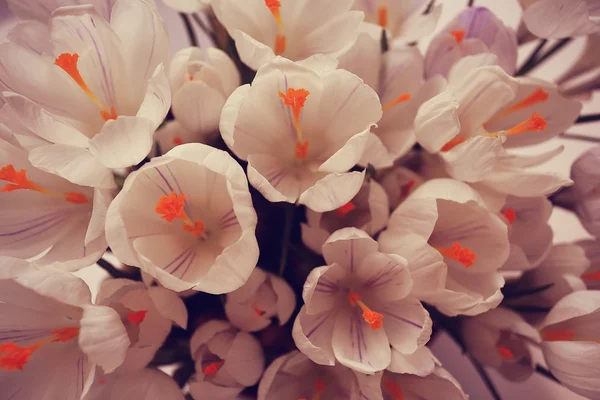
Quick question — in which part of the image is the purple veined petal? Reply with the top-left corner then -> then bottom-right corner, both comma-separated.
163,247 -> 194,274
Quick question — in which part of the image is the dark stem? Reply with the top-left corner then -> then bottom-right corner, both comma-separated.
468,0 -> 475,6
470,356 -> 502,400
508,305 -> 551,313
380,29 -> 389,53
504,283 -> 554,299
575,113 -> 600,124
536,365 -> 560,383
192,13 -> 217,43
516,39 -> 547,76
425,0 -> 436,14
279,204 -> 295,276
517,39 -> 571,76
179,13 -> 198,47
560,132 -> 600,143
96,258 -> 132,280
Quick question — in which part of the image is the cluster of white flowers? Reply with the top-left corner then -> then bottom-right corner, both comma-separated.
0,0 -> 599,399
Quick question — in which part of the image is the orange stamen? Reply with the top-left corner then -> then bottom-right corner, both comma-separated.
254,307 -> 266,316
55,53 -> 117,121
377,4 -> 389,28
335,202 -> 356,217
542,330 -> 575,342
382,93 -> 411,112
274,35 -> 287,56
451,30 -> 466,44
383,379 -> 405,400
582,271 -> 600,281
173,136 -> 183,146
502,207 -> 517,224
437,242 -> 476,267
265,0 -> 286,54
51,327 -> 80,343
156,192 -> 207,238
348,291 -> 384,330
497,345 -> 515,360
182,219 -> 206,238
505,112 -> 547,136
203,361 -> 224,376
441,135 -> 466,152
504,88 -> 549,115
127,310 -> 148,326
279,88 -> 311,160
1,164 -> 88,204
401,180 -> 416,197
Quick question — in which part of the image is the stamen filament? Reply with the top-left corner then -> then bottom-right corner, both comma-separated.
542,329 -> 575,342
436,242 -> 476,267
382,93 -> 411,112
279,88 -> 311,160
127,310 -> 148,326
348,291 -> 384,330
265,0 -> 286,55
497,88 -> 549,119
335,202 -> 356,217
440,135 -> 466,152
401,180 -> 416,197
155,192 -> 206,238
582,271 -> 600,281
497,345 -> 515,360
377,2 -> 389,28
383,379 -> 405,400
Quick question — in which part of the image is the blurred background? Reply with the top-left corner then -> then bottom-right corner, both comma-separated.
0,0 -> 596,398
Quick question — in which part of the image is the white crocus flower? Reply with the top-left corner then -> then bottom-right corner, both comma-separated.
212,0 -> 363,70
0,269 -> 130,400
338,25 -> 445,167
379,179 -> 510,317
522,0 -> 600,39
380,367 -> 469,400
106,143 -> 259,294
189,320 -> 265,400
293,228 -> 432,375
156,47 -> 240,153
84,368 -> 184,400
301,180 -> 389,255
540,290 -> 600,399
220,56 -> 382,212
415,54 -> 580,187
0,136 -> 110,270
461,307 -> 541,381
352,0 -> 442,44
224,267 -> 296,332
0,0 -> 170,188
95,279 -> 188,372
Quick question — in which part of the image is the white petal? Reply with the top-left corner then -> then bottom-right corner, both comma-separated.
299,171 -> 366,212
148,286 -> 188,328
292,306 -> 336,367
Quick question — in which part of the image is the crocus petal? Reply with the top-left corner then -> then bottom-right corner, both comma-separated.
388,346 -> 440,376
524,0 -> 600,38
299,171 -> 366,213
292,306 -> 336,367
84,368 -> 184,400
382,297 -> 432,355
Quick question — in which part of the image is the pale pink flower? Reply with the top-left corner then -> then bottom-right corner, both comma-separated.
380,367 -> 469,400
522,0 -> 600,39
84,368 -> 184,400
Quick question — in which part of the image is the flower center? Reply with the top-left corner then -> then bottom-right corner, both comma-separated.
497,344 -> 515,360
377,2 -> 389,28
265,0 -> 286,55
382,93 -> 411,112
155,192 -> 206,238
451,29 -> 466,44
383,379 -> 405,400
502,207 -> 517,224
0,164 -> 89,204
279,88 -> 311,160
582,271 -> 600,281
348,291 -> 384,330
542,329 -> 576,341
54,53 -> 117,122
203,360 -> 225,376
335,201 -> 356,217
436,242 -> 476,267
127,310 -> 148,326
0,326 -> 79,371
298,377 -> 326,400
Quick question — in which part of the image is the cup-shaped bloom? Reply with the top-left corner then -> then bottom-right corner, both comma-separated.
379,179 -> 510,316
0,0 -> 171,188
157,47 -> 241,153
352,0 -> 442,43
189,320 -> 265,400
258,350 -> 381,400
380,367 -> 468,400
83,368 -> 184,400
378,166 -> 424,211
522,0 -> 600,39
212,0 -> 363,70
0,136 -> 110,270
572,146 -> 600,237
225,267 -> 295,332
0,269 -> 130,400
95,279 -> 188,371
301,180 -> 389,254
500,196 -> 553,271
221,56 -> 382,212
106,143 -> 259,293
339,27 -> 445,166
424,7 -> 518,78
540,290 -> 600,399
461,307 -> 541,381
293,228 -> 432,374
415,55 -> 581,184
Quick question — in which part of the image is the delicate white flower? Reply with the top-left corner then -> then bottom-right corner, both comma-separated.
380,367 -> 469,400
224,267 -> 295,332
258,350 -> 382,400
379,179 -> 510,316
0,269 -> 130,400
415,55 -> 580,186
461,307 -> 541,381
338,26 -> 445,166
157,47 -> 240,153
106,143 -> 259,294
522,0 -> 600,39
162,0 -> 212,13
95,279 -> 188,371
571,146 -> 600,237
301,180 -> 389,255
500,196 -> 553,271
212,0 -> 363,70
540,290 -> 600,399
352,0 -> 442,43
189,320 -> 265,400
84,368 -> 184,400
221,56 -> 382,212
424,7 -> 518,78
0,0 -> 170,188
377,165 -> 424,211
0,136 -> 110,270
293,228 -> 432,374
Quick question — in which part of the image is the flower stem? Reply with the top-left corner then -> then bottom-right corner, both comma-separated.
503,283 -> 554,299
516,39 -> 547,76
576,113 -> 600,124
517,39 -> 571,76
470,356 -> 502,400
179,13 -> 198,47
279,204 -> 295,276
560,132 -> 600,143
468,0 -> 475,6
536,365 -> 560,383
96,258 -> 133,280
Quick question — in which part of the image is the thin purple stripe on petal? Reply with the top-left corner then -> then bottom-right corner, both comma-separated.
306,312 -> 330,338
385,310 -> 423,329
